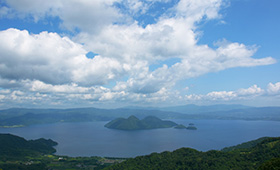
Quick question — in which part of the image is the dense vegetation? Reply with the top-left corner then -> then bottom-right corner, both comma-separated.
104,115 -> 177,130
0,133 -> 123,170
221,137 -> 269,152
174,123 -> 197,130
174,124 -> 187,129
105,137 -> 280,170
0,133 -> 57,160
1,133 -> 280,169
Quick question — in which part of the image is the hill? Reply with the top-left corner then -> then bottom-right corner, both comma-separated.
0,108 -> 184,127
104,115 -> 177,130
1,133 -> 280,170
105,137 -> 280,170
0,133 -> 57,160
0,134 -> 120,170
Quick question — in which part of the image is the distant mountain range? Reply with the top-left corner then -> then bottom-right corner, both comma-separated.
125,104 -> 252,114
0,104 -> 280,127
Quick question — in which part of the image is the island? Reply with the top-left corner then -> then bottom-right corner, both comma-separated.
174,124 -> 187,129
104,115 -> 178,130
186,123 -> 197,130
174,123 -> 197,130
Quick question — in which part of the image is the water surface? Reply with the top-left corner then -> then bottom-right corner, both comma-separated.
0,120 -> 279,157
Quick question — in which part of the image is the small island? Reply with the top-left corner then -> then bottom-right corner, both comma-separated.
174,123 -> 197,130
104,115 -> 177,130
186,123 -> 197,130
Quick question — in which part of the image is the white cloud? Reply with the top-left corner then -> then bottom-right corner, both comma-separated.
206,91 -> 236,101
28,80 -> 91,93
0,95 -> 5,100
3,0 -> 123,32
267,82 -> 280,95
0,28 -> 125,86
0,0 -> 278,108
58,0 -> 123,33
237,85 -> 264,96
174,0 -> 223,21
185,83 -> 279,103
0,89 -> 10,94
122,0 -> 148,15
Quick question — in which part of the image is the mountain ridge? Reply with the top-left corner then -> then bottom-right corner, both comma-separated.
105,115 -> 177,130
1,104 -> 280,127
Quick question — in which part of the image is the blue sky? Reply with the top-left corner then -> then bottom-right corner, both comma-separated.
0,0 -> 279,108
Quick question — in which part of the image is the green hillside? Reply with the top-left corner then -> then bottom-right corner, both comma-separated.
0,133 -> 57,160
105,115 -> 177,130
0,133 -> 121,170
1,133 -> 280,170
105,137 -> 280,170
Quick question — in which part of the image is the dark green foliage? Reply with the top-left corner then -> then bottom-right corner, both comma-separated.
186,123 -> 197,130
141,116 -> 177,129
0,134 -> 121,170
1,133 -> 280,170
258,158 -> 280,170
0,162 -> 48,170
105,116 -> 145,130
222,137 -> 269,152
105,137 -> 280,170
0,133 -> 57,159
174,124 -> 187,129
186,126 -> 197,130
28,138 -> 58,154
104,115 -> 177,130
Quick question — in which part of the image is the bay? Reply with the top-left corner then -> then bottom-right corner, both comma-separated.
0,119 -> 279,158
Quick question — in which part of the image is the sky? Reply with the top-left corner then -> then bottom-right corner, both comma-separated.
0,0 -> 279,109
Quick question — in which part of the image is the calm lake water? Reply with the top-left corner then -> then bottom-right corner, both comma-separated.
0,119 -> 280,158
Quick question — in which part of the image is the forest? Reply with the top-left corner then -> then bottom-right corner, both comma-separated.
0,133 -> 279,170
105,137 -> 280,170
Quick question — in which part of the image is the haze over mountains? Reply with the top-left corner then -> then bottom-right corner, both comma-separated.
0,104 -> 280,127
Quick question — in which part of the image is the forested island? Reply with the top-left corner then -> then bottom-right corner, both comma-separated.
104,115 -> 177,130
0,133 -> 280,170
174,123 -> 197,130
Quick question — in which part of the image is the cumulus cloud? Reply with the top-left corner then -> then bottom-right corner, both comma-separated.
0,0 -> 278,107
174,0 -> 223,22
185,83 -> 279,102
237,85 -> 264,96
206,91 -> 236,101
2,0 -> 122,32
0,28 -> 125,86
267,82 -> 280,95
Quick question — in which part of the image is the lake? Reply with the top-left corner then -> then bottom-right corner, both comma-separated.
0,119 -> 280,158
